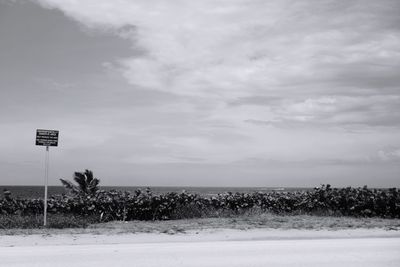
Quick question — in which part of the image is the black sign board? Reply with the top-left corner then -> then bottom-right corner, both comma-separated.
36,129 -> 59,147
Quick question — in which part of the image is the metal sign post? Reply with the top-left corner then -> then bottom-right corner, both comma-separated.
36,129 -> 59,227
44,145 -> 49,226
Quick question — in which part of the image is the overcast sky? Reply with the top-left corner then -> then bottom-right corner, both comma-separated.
0,0 -> 399,187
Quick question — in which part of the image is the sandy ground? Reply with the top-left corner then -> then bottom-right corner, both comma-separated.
1,228 -> 400,267
1,228 -> 400,247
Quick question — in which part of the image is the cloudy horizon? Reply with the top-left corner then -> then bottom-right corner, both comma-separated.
0,0 -> 399,187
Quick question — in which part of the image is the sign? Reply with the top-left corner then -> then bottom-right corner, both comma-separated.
35,129 -> 59,226
36,129 -> 59,147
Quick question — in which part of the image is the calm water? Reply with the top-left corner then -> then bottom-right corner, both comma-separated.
0,186 -> 312,199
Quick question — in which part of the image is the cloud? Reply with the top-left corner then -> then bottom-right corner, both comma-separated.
30,0 -> 400,167
35,0 -> 400,97
378,148 -> 400,162
225,94 -> 400,129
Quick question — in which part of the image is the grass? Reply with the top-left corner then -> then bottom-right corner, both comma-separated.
0,214 -> 99,230
1,211 -> 399,236
90,214 -> 400,234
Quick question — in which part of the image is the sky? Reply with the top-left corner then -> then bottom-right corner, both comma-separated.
0,0 -> 399,187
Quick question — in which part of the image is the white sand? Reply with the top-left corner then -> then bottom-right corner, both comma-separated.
1,228 -> 399,247
0,229 -> 400,267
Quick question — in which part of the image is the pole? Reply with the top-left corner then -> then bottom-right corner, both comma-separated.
44,146 -> 49,226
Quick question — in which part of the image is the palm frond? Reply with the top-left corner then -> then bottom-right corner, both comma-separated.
84,169 -> 94,183
60,179 -> 79,195
74,172 -> 88,193
60,169 -> 100,196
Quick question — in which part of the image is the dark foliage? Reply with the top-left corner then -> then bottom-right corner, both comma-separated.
60,169 -> 100,196
1,185 -> 399,223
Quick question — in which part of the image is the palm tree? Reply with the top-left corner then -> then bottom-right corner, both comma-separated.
60,169 -> 100,196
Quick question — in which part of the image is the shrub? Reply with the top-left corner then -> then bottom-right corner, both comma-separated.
1,185 -> 399,223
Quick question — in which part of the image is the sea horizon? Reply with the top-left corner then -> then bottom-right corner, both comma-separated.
1,185 -> 315,199
1,184 -> 392,199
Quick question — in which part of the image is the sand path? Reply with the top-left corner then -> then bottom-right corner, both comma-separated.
1,229 -> 399,267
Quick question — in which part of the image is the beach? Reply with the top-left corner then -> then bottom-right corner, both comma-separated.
1,228 -> 400,267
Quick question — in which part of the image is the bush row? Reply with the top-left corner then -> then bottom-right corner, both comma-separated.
1,185 -> 399,221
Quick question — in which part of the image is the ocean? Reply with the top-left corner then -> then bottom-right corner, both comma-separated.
0,186 -> 312,199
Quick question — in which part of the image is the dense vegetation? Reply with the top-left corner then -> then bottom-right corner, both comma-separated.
1,185 -> 399,224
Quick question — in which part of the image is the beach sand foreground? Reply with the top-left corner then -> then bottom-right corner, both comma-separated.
1,228 -> 400,267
